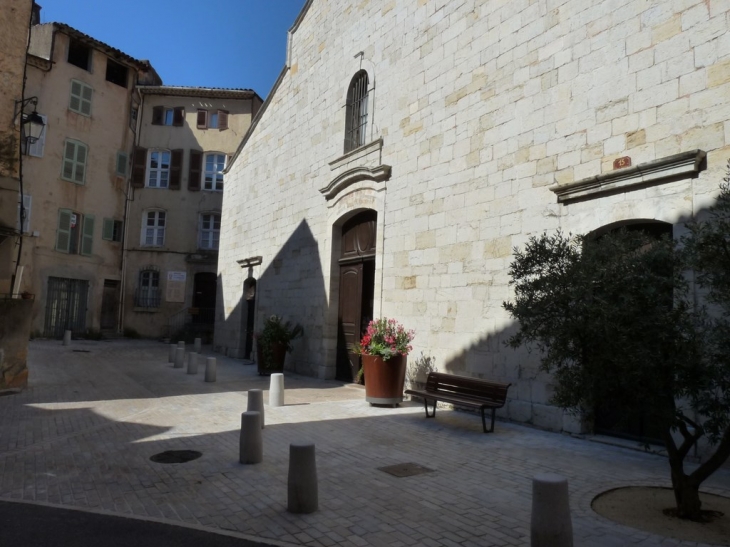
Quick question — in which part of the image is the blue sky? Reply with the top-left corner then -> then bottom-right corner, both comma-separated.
37,0 -> 308,98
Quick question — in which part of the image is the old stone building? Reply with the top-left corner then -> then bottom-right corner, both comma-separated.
123,86 -> 262,340
216,0 -> 730,436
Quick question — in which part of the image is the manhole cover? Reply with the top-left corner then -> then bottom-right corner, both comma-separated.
378,463 -> 434,477
150,450 -> 202,464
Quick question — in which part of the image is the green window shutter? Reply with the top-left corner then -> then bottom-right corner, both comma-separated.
75,143 -> 87,183
116,152 -> 128,176
81,214 -> 94,255
62,141 -> 76,180
56,209 -> 72,252
102,218 -> 113,240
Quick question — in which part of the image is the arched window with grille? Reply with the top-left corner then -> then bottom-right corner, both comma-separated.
344,70 -> 369,153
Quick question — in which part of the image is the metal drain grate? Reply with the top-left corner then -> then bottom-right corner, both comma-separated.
378,462 -> 435,477
150,450 -> 202,464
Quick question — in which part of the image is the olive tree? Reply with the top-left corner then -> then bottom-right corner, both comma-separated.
503,174 -> 730,520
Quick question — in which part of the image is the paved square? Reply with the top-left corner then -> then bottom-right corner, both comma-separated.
0,340 -> 728,546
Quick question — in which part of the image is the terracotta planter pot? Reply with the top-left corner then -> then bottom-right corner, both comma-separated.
257,341 -> 286,375
361,353 -> 407,405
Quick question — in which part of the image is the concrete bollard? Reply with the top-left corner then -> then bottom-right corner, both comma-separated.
205,357 -> 217,382
174,347 -> 185,369
187,352 -> 198,374
63,330 -> 71,346
168,344 -> 176,363
288,443 -> 318,514
531,473 -> 573,547
239,411 -> 263,464
247,389 -> 265,428
269,373 -> 285,407
194,337 -> 202,353
177,341 -> 185,349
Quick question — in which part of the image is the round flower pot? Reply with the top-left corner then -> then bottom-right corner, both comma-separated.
361,353 -> 407,406
257,341 -> 286,375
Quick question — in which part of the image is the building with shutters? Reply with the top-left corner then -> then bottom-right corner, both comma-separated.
122,86 -> 262,340
216,0 -> 730,439
15,21 -> 160,338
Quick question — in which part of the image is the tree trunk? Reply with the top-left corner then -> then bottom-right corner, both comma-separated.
671,468 -> 702,519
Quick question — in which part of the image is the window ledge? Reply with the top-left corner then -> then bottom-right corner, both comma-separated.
329,138 -> 383,171
549,150 -> 706,204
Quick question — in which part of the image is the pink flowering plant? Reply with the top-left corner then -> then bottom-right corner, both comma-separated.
354,318 -> 415,360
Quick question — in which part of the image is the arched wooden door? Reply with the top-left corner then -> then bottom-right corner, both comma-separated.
336,211 -> 377,382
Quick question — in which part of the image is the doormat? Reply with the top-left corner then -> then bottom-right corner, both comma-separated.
150,450 -> 202,464
378,463 -> 434,477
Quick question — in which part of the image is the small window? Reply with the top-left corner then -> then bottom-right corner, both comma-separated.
199,213 -> 221,250
17,194 -> 31,234
344,70 -> 369,152
105,59 -> 128,87
142,210 -> 166,247
55,210 -> 93,254
136,270 -> 161,308
67,39 -> 91,71
203,153 -> 225,191
146,150 -> 171,188
129,107 -> 138,130
164,108 -> 174,126
69,80 -> 92,116
62,139 -> 88,184
116,151 -> 128,177
209,112 -> 219,129
102,218 -> 123,242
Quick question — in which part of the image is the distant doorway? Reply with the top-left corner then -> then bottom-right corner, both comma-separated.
243,278 -> 257,360
100,279 -> 119,330
336,210 -> 377,382
192,272 -> 216,325
44,277 -> 88,338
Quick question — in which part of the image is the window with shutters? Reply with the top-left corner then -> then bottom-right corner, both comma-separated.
17,195 -> 31,234
197,109 -> 228,130
203,153 -> 225,191
22,114 -> 47,157
344,71 -> 369,152
116,151 -> 128,177
102,218 -> 123,242
146,150 -> 170,188
136,269 -> 161,308
67,40 -> 91,71
61,139 -> 88,184
69,80 -> 92,116
199,213 -> 221,250
142,210 -> 166,247
153,106 -> 185,127
55,209 -> 94,255
164,108 -> 174,125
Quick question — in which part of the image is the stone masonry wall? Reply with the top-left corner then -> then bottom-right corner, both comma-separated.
217,0 -> 730,432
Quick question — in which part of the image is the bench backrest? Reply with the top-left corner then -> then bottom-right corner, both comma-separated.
425,372 -> 511,405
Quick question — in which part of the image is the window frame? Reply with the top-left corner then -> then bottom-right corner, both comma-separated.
202,152 -> 225,191
116,151 -> 129,177
141,210 -> 166,247
61,139 -> 88,184
136,269 -> 161,308
344,70 -> 369,153
199,212 -> 221,250
146,149 -> 171,188
102,218 -> 123,242
69,79 -> 93,116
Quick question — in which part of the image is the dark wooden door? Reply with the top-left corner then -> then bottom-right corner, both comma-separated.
192,272 -> 217,324
243,278 -> 256,360
100,279 -> 119,330
337,263 -> 363,381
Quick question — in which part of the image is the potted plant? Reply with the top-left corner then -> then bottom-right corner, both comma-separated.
255,315 -> 303,375
354,318 -> 415,406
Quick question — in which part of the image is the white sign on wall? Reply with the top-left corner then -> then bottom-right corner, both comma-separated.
166,271 -> 186,302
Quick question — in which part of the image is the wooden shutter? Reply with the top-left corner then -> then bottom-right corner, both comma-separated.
151,106 -> 163,125
56,209 -> 72,252
218,110 -> 228,130
173,107 -> 185,127
169,149 -> 183,190
81,215 -> 94,256
196,110 -> 207,129
131,146 -> 147,188
102,218 -> 114,240
188,149 -> 202,191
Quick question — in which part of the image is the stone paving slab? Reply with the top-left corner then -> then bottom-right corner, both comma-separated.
0,339 -> 728,546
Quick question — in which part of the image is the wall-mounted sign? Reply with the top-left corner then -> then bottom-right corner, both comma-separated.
613,156 -> 632,170
166,271 -> 186,302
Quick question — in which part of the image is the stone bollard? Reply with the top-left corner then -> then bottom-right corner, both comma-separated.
194,337 -> 202,353
239,411 -> 263,464
531,473 -> 573,547
247,389 -> 265,428
205,357 -> 217,382
174,347 -> 185,369
168,344 -> 176,363
288,443 -> 318,514
62,330 -> 71,346
187,352 -> 198,374
177,341 -> 185,349
269,373 -> 285,407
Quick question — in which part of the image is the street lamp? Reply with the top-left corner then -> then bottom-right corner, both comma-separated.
14,97 -> 46,150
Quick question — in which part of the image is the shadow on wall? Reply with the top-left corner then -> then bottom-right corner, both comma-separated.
217,219 -> 328,376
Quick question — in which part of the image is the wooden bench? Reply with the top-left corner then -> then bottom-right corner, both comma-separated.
405,372 -> 511,433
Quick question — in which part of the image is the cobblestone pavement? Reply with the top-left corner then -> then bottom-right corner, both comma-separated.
1,340 -> 728,546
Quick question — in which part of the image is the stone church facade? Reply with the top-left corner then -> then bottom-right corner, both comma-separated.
216,0 -> 730,434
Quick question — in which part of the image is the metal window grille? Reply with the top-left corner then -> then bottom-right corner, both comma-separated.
344,71 -> 369,153
44,277 -> 88,338
135,270 -> 161,307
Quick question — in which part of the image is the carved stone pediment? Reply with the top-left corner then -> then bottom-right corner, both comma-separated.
320,138 -> 391,201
